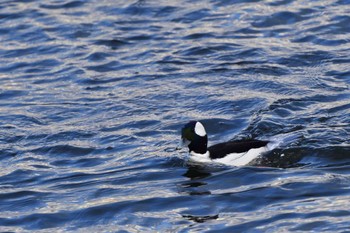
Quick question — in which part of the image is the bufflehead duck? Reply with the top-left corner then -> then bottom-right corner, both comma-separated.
181,121 -> 275,166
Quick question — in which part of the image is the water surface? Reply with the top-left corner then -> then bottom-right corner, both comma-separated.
0,0 -> 349,232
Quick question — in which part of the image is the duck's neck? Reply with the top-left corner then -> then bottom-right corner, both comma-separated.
189,135 -> 208,155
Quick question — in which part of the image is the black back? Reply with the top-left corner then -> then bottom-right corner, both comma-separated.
208,139 -> 269,159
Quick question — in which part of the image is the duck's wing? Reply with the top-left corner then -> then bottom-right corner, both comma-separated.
208,139 -> 269,159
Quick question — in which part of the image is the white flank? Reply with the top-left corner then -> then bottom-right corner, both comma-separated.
188,146 -> 268,166
214,146 -> 268,166
186,132 -> 302,166
194,122 -> 206,136
215,132 -> 303,166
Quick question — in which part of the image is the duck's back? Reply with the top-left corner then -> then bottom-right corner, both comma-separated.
208,139 -> 269,159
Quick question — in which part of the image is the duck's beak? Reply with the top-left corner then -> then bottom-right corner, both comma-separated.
176,141 -> 183,151
176,138 -> 190,151
176,139 -> 184,150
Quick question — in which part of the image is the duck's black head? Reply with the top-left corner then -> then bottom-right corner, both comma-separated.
181,121 -> 208,154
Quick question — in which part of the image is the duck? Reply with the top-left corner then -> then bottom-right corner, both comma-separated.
181,121 -> 276,166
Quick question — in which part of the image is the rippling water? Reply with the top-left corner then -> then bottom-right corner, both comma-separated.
0,0 -> 349,232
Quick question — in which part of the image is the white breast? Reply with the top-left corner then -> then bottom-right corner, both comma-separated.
189,151 -> 211,163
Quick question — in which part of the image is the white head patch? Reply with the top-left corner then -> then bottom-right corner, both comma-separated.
194,122 -> 206,137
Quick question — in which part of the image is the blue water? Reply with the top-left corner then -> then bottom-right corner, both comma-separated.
0,0 -> 349,232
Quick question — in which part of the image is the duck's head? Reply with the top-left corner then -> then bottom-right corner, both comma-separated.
181,121 -> 208,154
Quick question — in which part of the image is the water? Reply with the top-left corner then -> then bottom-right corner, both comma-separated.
0,0 -> 349,232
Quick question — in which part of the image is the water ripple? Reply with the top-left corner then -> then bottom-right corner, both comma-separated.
0,0 -> 349,231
